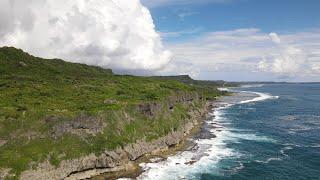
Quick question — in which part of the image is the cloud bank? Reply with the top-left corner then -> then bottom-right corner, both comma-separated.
0,0 -> 171,71
258,32 -> 306,76
166,28 -> 320,81
1,0 -> 319,81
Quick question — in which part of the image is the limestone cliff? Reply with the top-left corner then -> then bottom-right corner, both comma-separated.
19,94 -> 212,180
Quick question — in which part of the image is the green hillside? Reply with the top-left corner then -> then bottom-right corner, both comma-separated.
0,47 -> 224,178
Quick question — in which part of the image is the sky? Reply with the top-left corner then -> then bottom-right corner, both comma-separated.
142,0 -> 320,81
1,0 -> 320,82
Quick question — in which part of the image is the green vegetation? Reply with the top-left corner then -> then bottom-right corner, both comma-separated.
0,47 -> 225,178
152,75 -> 239,88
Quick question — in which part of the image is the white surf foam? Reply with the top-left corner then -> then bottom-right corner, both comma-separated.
217,87 -> 230,91
134,89 -> 280,180
280,146 -> 293,157
239,91 -> 279,104
282,143 -> 320,149
137,105 -> 240,180
225,132 -> 277,143
310,144 -> 320,148
231,162 -> 245,172
240,84 -> 265,88
255,157 -> 282,164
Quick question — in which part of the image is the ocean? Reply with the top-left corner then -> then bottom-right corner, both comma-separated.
136,83 -> 320,180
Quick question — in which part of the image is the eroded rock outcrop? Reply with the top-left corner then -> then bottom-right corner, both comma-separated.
138,92 -> 201,117
48,113 -> 106,139
0,139 -> 7,147
0,168 -> 11,179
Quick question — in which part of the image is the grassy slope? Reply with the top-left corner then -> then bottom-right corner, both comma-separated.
0,47 -> 223,177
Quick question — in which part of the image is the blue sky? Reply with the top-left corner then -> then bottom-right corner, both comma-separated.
141,0 -> 320,81
147,0 -> 320,37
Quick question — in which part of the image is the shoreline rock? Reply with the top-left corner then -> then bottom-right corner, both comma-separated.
19,98 -> 213,180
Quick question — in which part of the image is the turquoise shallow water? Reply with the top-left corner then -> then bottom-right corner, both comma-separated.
137,83 -> 320,180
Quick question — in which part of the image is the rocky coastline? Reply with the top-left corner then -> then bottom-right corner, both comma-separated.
15,95 -> 214,180
0,47 -> 227,180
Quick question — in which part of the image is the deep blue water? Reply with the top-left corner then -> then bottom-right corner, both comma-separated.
138,83 -> 320,180
204,84 -> 320,180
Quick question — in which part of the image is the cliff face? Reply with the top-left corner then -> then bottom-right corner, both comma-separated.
0,47 -> 222,179
138,92 -> 199,117
19,94 -> 212,180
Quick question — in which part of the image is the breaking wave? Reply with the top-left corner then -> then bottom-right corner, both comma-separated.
136,89 -> 279,180
239,91 -> 279,104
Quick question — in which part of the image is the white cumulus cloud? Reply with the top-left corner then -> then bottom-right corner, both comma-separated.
0,0 -> 171,71
259,33 -> 306,76
269,32 -> 281,44
166,28 -> 320,81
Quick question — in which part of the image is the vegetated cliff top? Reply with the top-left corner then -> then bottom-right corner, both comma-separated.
0,46 -> 223,130
0,46 -> 224,177
0,46 -> 113,78
0,46 -> 223,106
153,74 -> 238,87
